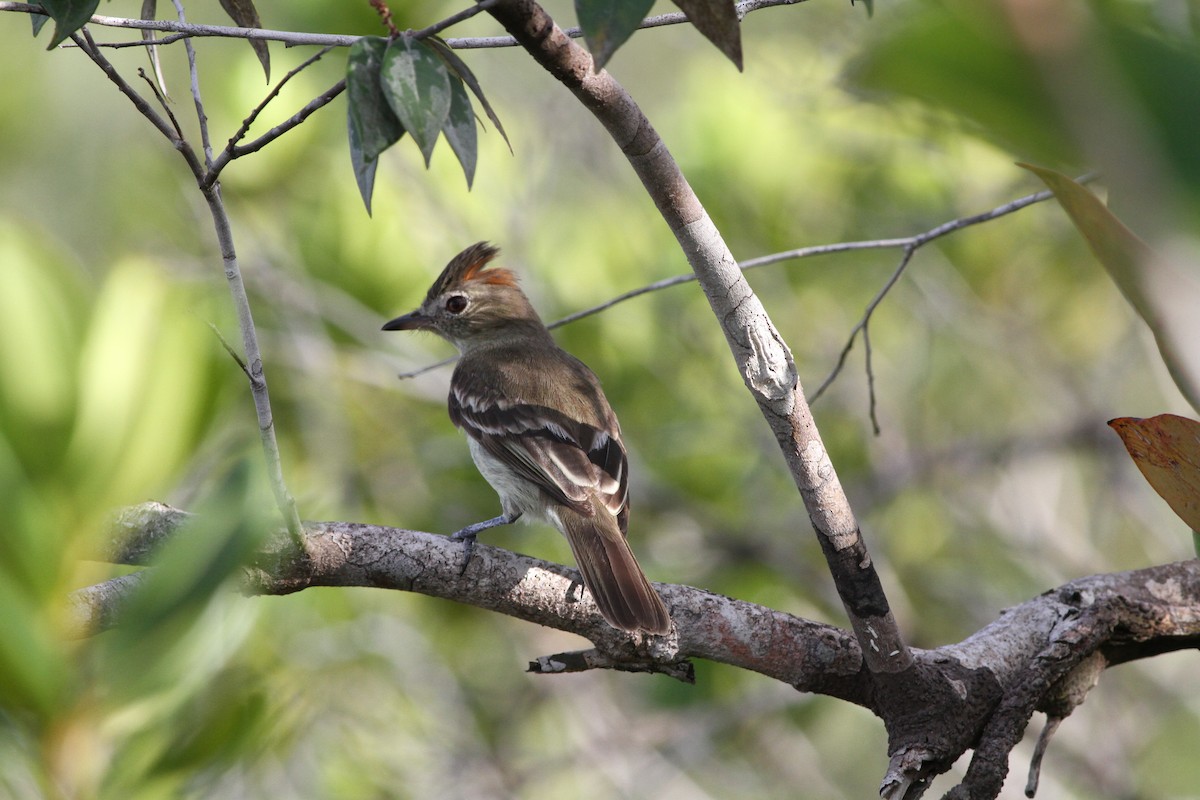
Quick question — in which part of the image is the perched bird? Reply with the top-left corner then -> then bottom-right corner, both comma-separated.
383,242 -> 671,634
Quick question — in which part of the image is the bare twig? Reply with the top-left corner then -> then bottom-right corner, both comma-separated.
0,0 -> 807,50
228,46 -> 334,151
809,179 -> 1095,412
810,243 -> 918,405
395,186 -> 1065,381
862,318 -> 879,434
201,182 -> 304,543
172,0 -> 213,167
228,78 -> 345,159
1024,715 -> 1060,797
409,0 -> 501,40
135,67 -> 184,140
204,47 -> 340,185
72,29 -> 194,156
208,322 -> 252,380
369,0 -> 400,38
70,26 -> 304,545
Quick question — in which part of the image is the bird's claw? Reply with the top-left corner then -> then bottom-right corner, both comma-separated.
450,529 -> 477,576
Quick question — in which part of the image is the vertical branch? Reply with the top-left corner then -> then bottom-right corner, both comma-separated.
71,26 -> 303,544
202,183 -> 303,541
484,0 -> 910,674
171,0 -> 214,166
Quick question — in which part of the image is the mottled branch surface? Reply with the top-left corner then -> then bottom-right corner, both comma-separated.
79,502 -> 1200,800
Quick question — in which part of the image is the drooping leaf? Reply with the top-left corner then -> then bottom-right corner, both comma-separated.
442,76 -> 478,189
218,0 -> 271,82
140,0 -> 170,99
39,0 -> 101,49
381,35 -> 452,167
346,36 -> 405,162
1021,164 -> 1200,411
669,0 -> 742,70
30,11 -> 51,36
575,0 -> 655,72
428,37 -> 512,154
348,110 -> 380,216
1109,415 -> 1200,549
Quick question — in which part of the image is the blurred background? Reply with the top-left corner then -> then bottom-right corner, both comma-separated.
1,0 -> 1198,797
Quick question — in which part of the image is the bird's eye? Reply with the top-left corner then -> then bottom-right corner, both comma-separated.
445,295 -> 468,314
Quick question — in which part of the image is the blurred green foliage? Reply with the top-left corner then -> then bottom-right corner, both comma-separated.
1,0 -> 1198,798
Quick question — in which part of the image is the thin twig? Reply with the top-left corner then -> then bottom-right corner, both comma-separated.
395,185 -> 1066,380
72,29 -> 202,173
810,244 -> 917,405
409,0 -> 502,40
223,79 -> 346,165
208,322 -> 252,380
230,46 -> 334,151
0,0 -> 806,50
71,22 -> 304,544
135,67 -> 184,140
1024,715 -> 1061,798
172,0 -> 213,167
204,47 -> 338,185
807,178 -> 1097,410
370,0 -> 400,38
862,319 -> 879,435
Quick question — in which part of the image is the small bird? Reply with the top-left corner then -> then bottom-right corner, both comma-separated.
383,242 -> 671,634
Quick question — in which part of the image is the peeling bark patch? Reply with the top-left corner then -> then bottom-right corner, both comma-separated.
744,321 -> 795,401
1146,576 -> 1183,603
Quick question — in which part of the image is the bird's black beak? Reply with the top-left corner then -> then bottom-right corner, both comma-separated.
382,310 -> 431,331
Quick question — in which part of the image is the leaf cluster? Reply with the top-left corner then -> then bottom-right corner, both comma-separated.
346,33 -> 508,213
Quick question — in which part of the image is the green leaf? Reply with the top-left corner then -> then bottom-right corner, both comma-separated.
1021,163 -> 1200,411
575,0 -> 655,71
100,460 -> 272,696
218,0 -> 271,82
30,11 -> 50,37
380,35 -> 452,167
428,37 -> 512,154
348,110 -> 380,216
669,0 -> 742,70
0,576 -> 68,718
346,36 -> 405,162
442,76 -> 478,189
39,0 -> 101,49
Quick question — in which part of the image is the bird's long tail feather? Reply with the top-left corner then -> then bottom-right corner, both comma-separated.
559,507 -> 671,634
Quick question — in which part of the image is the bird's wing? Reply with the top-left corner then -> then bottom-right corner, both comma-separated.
449,361 -> 629,532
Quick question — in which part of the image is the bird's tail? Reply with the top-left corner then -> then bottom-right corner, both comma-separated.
558,506 -> 671,634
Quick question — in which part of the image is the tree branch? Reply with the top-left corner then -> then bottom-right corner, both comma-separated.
483,0 -> 909,682
0,0 -> 808,50
70,29 -> 304,543
84,503 -> 869,697
76,501 -> 1200,799
205,47 -> 342,186
394,184 -> 1064,381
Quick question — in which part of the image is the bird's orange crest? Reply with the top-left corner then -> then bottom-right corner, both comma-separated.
426,241 -> 518,300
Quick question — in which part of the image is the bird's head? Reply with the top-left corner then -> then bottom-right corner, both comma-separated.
382,242 -> 543,351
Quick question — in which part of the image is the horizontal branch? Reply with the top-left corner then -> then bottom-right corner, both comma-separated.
86,502 -> 869,695
395,183 -> 1069,380
0,0 -> 804,50
80,503 -> 1200,709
